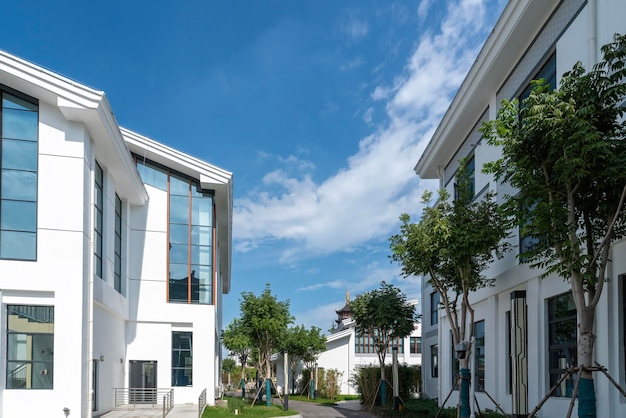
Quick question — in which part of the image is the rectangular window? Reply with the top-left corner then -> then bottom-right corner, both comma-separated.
354,333 -> 404,354
0,91 -> 38,260
431,345 -> 438,378
135,158 -> 214,305
622,276 -> 626,378
94,162 -> 103,277
548,293 -> 577,397
172,331 -> 192,386
6,305 -> 54,389
114,194 -> 122,294
454,155 -> 475,201
430,292 -> 440,325
474,320 -> 485,391
410,337 -> 422,354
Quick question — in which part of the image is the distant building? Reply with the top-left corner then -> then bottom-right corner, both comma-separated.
0,49 -> 233,417
315,293 -> 421,395
416,1 -> 626,417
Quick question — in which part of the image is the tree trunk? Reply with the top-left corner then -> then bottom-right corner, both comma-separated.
380,362 -> 387,407
577,308 -> 597,417
459,353 -> 471,418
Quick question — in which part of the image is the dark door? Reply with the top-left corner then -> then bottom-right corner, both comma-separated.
129,360 -> 157,404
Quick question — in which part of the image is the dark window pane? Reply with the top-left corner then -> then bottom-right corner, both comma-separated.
0,231 -> 36,260
2,108 -> 38,141
169,195 -> 189,225
3,94 -> 37,112
1,201 -> 36,231
1,169 -> 37,200
2,139 -> 37,171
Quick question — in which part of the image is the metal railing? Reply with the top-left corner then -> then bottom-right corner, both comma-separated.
114,388 -> 173,408
198,388 -> 207,418
162,389 -> 174,417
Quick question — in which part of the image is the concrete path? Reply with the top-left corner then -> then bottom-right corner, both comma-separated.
99,403 -> 199,418
287,399 -> 375,418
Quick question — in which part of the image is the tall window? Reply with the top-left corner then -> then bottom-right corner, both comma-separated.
518,54 -> 556,256
430,292 -> 440,325
6,305 -> 54,389
454,155 -> 475,201
622,276 -> 626,377
94,162 -> 103,277
410,337 -> 422,354
474,320 -> 485,391
548,293 -> 577,397
431,345 -> 438,378
1,91 -> 38,260
136,159 -> 214,304
114,194 -> 122,293
172,331 -> 192,386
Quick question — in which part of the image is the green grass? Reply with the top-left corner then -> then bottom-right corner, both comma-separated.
375,398 -> 508,418
201,397 -> 299,417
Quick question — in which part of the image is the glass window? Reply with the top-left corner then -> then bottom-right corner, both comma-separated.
6,305 -> 54,389
1,91 -> 38,261
94,162 -> 103,278
136,159 -> 168,191
431,345 -> 438,378
430,292 -> 440,326
548,293 -> 577,397
454,155 -> 475,201
623,276 -> 626,378
354,332 -> 403,354
114,194 -> 122,294
410,337 -> 422,354
172,332 -> 192,386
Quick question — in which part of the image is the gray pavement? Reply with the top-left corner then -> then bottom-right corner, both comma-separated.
99,403 -> 199,418
287,399 -> 375,418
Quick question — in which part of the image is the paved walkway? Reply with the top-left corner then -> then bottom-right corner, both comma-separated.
287,399 -> 375,418
99,403 -> 199,418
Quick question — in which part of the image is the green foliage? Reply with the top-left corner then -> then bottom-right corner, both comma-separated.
352,365 -> 421,408
223,358 -> 236,374
223,318 -> 252,380
316,368 -> 343,400
202,396 -> 298,417
390,175 -> 510,356
351,282 -> 418,372
283,325 -> 326,394
240,283 -> 294,378
376,398 -> 507,418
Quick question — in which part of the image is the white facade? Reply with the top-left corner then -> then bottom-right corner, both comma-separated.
0,50 -> 233,418
416,1 -> 626,417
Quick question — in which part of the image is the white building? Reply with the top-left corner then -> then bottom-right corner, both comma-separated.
416,0 -> 626,417
314,295 -> 422,395
0,49 -> 233,417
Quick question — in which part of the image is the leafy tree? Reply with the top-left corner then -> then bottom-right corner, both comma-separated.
222,358 -> 236,388
350,281 -> 417,406
481,33 -> 626,417
283,325 -> 326,394
222,318 -> 252,384
390,163 -> 510,418
240,283 -> 294,380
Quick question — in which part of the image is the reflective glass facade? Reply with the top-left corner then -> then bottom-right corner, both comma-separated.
136,159 -> 214,304
172,331 -> 192,386
1,91 -> 38,260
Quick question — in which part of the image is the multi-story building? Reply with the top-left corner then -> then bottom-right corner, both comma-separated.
0,49 -> 233,417
416,0 -> 626,416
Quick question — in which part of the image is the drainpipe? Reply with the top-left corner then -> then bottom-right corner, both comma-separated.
86,140 -> 96,418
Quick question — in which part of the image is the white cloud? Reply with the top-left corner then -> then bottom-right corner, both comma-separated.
234,0 -> 495,264
363,107 -> 374,125
418,0 -> 434,22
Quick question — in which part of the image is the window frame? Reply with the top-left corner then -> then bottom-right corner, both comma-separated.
94,162 -> 104,278
172,331 -> 193,387
409,336 -> 422,354
114,194 -> 123,294
547,292 -> 577,397
430,291 -> 440,326
430,344 -> 438,378
6,305 -> 54,390
0,88 -> 39,261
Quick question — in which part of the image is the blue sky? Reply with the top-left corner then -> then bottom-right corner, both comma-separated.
1,0 -> 506,332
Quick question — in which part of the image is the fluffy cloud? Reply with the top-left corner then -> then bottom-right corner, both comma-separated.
234,0 -> 495,264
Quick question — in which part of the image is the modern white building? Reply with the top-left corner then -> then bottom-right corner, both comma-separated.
0,49 -> 233,418
314,295 -> 422,395
416,0 -> 626,417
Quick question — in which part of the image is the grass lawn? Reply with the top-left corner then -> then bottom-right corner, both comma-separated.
201,396 -> 299,417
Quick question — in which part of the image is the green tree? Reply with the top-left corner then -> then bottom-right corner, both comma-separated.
240,283 -> 294,380
283,325 -> 326,395
222,358 -> 236,389
350,281 -> 417,406
222,318 -> 252,384
481,33 -> 626,418
390,163 -> 510,418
